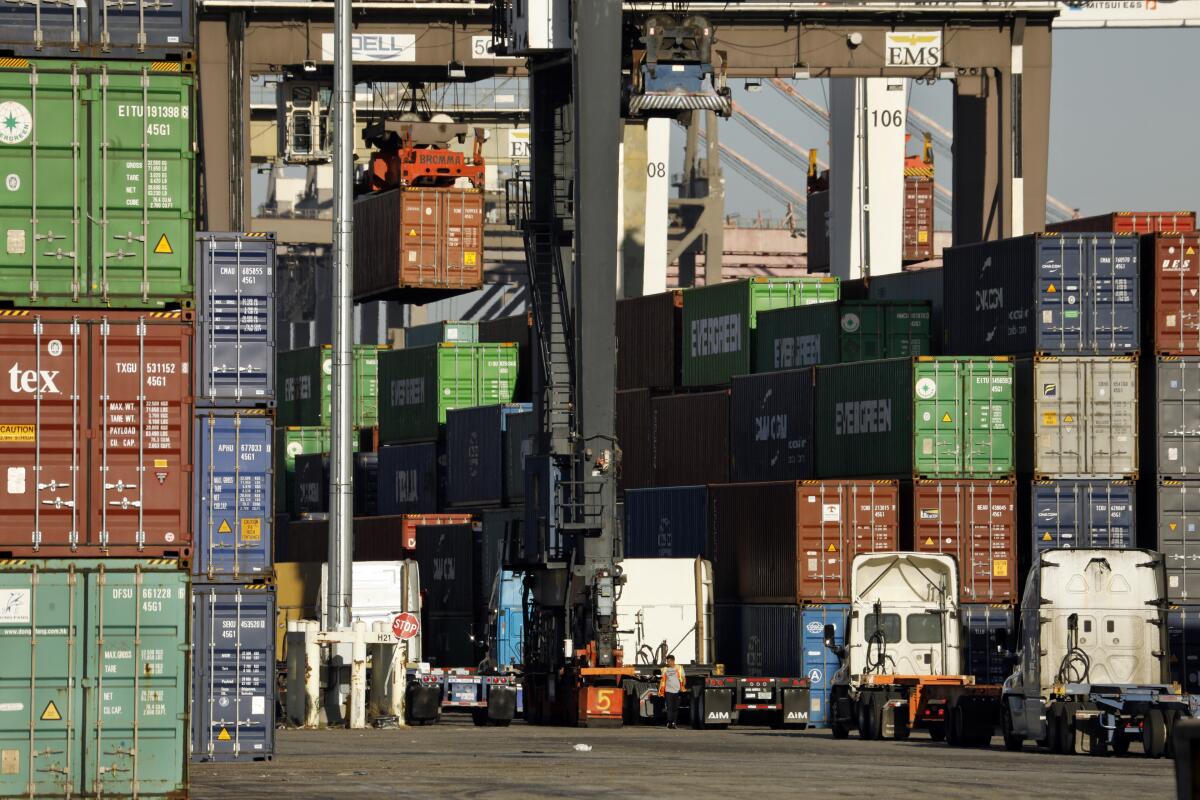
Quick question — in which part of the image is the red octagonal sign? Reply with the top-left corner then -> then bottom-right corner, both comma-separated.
392,612 -> 421,640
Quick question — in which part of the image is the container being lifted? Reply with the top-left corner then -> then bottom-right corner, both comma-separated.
354,120 -> 486,304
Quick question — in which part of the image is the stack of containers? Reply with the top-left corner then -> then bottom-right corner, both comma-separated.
0,50 -> 196,795
192,232 -> 278,763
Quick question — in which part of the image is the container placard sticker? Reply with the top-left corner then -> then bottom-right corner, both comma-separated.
0,102 -> 33,145
0,589 -> 31,624
822,503 -> 841,523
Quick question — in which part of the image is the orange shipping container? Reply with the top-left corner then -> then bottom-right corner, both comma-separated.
911,480 -> 1017,604
903,176 -> 935,263
353,187 -> 484,303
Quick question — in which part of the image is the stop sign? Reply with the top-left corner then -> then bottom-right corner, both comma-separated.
392,612 -> 421,640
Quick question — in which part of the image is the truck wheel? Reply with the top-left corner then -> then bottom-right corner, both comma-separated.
472,709 -> 488,727
488,718 -> 512,728
1047,706 -> 1063,754
1110,734 -> 1130,756
1143,708 -> 1167,759
1058,702 -> 1080,755
858,696 -> 879,741
1002,707 -> 1023,752
1165,710 -> 1180,759
831,716 -> 851,739
946,706 -> 963,747
927,723 -> 946,742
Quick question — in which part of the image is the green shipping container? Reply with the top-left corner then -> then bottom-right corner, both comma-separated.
403,320 -> 479,349
814,356 -> 1014,478
0,559 -> 189,798
755,300 -> 931,370
378,343 -> 519,444
0,59 -> 195,307
276,426 -> 330,518
276,345 -> 382,428
682,277 -> 840,386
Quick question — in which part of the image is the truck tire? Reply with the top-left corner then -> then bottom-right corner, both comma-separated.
1047,706 -> 1063,754
831,717 -> 851,739
1110,734 -> 1130,756
1002,707 -> 1024,752
858,695 -> 880,741
472,709 -> 488,727
928,723 -> 946,742
1165,710 -> 1180,759
1144,708 -> 1167,759
1058,702 -> 1080,755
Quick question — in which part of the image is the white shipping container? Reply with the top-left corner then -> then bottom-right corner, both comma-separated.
319,561 -> 423,661
617,558 -> 714,665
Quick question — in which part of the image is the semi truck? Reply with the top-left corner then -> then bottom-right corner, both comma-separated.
823,552 -> 1002,744
1000,548 -> 1191,757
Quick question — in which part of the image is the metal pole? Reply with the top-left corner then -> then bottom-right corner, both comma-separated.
327,0 -> 354,632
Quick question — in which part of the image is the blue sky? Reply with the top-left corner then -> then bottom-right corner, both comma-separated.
716,29 -> 1200,227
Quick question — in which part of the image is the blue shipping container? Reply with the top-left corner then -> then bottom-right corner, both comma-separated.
1169,606 -> 1200,694
960,604 -> 1016,686
728,369 -> 815,482
446,403 -> 533,507
623,486 -> 709,558
944,233 -> 1139,356
377,442 -> 442,515
193,410 -> 274,581
0,0 -> 194,59
196,233 -> 276,407
714,603 -> 803,677
493,571 -> 525,670
1030,480 -> 1136,557
801,604 -> 847,728
192,583 -> 276,762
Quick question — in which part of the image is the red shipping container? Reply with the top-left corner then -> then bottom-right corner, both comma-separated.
0,310 -> 193,559
903,176 -> 935,263
616,291 -> 681,390
709,480 -> 900,604
1143,232 -> 1200,355
911,480 -> 1017,604
1047,211 -> 1195,235
275,513 -> 474,562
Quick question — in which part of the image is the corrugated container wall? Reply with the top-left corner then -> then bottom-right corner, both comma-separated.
1046,211 -> 1196,235
943,234 -> 1140,355
476,509 -> 521,610
729,369 -> 815,482
446,403 -> 533,507
195,232 -> 276,407
912,480 -> 1017,603
1144,357 -> 1200,478
813,357 -> 1015,479
278,514 -> 470,563
681,277 -> 840,387
1028,480 -> 1136,567
192,584 -> 275,762
415,523 -> 476,616
0,559 -> 189,798
902,176 -> 935,263
1168,606 -> 1200,694
194,409 -> 274,582
0,5 -> 194,58
623,486 -> 709,558
755,301 -> 930,370
806,190 -> 830,273
504,410 -> 536,506
478,312 -> 533,403
616,389 -> 653,492
616,291 -> 681,390
275,426 -> 330,520
404,320 -> 478,348
714,603 -> 800,676
353,187 -> 484,303
959,604 -> 1015,686
276,344 -> 380,428
1155,480 -> 1200,603
1017,356 -> 1139,479
709,481 -> 900,604
1142,233 -> 1200,355
0,60 -> 195,307
0,311 -> 193,558
802,604 -> 847,726
423,613 -> 479,668
377,442 -> 442,515
291,452 -> 376,517
652,391 -> 730,487
843,268 -> 945,351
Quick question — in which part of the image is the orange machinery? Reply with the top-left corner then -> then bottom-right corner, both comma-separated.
364,120 -> 486,192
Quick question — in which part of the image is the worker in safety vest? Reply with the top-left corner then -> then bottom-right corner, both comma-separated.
658,654 -> 686,729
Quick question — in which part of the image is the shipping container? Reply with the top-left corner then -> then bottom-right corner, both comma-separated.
802,604 -> 847,726
275,426 -> 330,520
0,310 -> 193,559
729,369 -> 815,482
479,312 -> 533,403
709,481 -> 900,604
1168,606 -> 1200,694
617,291 -> 681,390
1046,211 -> 1196,235
377,442 -> 442,515
194,409 -> 274,582
1155,481 -> 1200,603
681,277 -> 840,387
714,604 -> 799,677
273,560 -> 319,661
813,357 -> 1015,479
807,189 -> 830,273
943,233 -> 1140,355
446,403 -> 533,507
0,559 -> 188,798
504,410 -> 536,506
195,232 -> 276,407
651,391 -> 730,487
1028,480 -> 1136,564
842,268 -> 945,351
959,604 -> 1015,686
354,187 -> 484,303
191,584 -> 275,762
623,486 -> 709,559
0,60 -> 195,308
275,513 -> 472,562
1145,356 -> 1200,478
317,560 -> 420,634
616,388 -> 654,492
492,571 -> 524,670
476,509 -> 522,611
0,3 -> 194,59
415,523 -> 476,616
377,343 -> 518,444
423,612 -> 480,668
902,176 -> 935,263
755,301 -> 930,371
911,480 -> 1017,603
1016,355 -> 1138,479
404,320 -> 479,349
276,344 -> 381,428
1142,233 -> 1200,355
291,452 -> 378,517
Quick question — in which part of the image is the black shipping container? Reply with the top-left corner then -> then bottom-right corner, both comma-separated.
959,604 -> 1015,686
414,523 -> 476,616
0,0 -> 194,59
445,404 -> 533,507
714,603 -> 800,677
617,291 -> 681,390
504,411 -> 537,506
293,453 -> 378,517
617,389 -> 654,492
623,486 -> 709,558
1169,606 -> 1200,694
652,391 -> 730,487
843,268 -> 945,353
422,612 -> 481,668
729,369 -> 815,482
377,442 -> 442,515
475,509 -> 522,609
479,312 -> 533,403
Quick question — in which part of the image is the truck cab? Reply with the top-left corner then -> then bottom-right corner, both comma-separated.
1001,548 -> 1185,756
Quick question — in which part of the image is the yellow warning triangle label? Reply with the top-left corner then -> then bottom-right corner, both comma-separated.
41,701 -> 61,721
925,537 -> 934,546
217,727 -> 231,741
1188,247 -> 1196,255
827,543 -> 837,552
1171,522 -> 1179,531
407,229 -> 417,237
942,413 -> 952,423
1042,532 -> 1052,541
218,519 -> 232,534
1047,283 -> 1057,293
153,234 -> 173,255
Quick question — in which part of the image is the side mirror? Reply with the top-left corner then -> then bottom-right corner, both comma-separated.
995,628 -> 1008,651
823,624 -> 837,648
